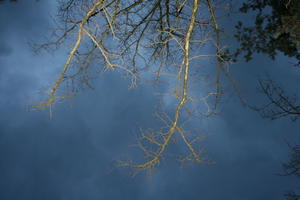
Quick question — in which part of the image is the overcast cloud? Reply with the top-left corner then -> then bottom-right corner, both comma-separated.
0,1 -> 299,200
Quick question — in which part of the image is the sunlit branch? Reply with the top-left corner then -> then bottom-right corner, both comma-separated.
33,0 -> 105,110
121,0 -> 199,170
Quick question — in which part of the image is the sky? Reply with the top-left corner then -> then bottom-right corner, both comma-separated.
0,1 -> 299,200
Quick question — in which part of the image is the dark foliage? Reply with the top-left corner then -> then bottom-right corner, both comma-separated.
282,144 -> 300,200
233,0 -> 300,65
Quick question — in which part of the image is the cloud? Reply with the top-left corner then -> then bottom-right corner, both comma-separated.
0,1 -> 299,200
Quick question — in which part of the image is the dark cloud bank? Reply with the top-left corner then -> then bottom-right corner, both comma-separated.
0,1 -> 299,200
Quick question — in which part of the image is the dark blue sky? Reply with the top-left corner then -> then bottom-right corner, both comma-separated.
0,1 -> 299,200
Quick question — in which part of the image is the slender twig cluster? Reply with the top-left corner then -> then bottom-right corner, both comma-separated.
33,0 -> 230,172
